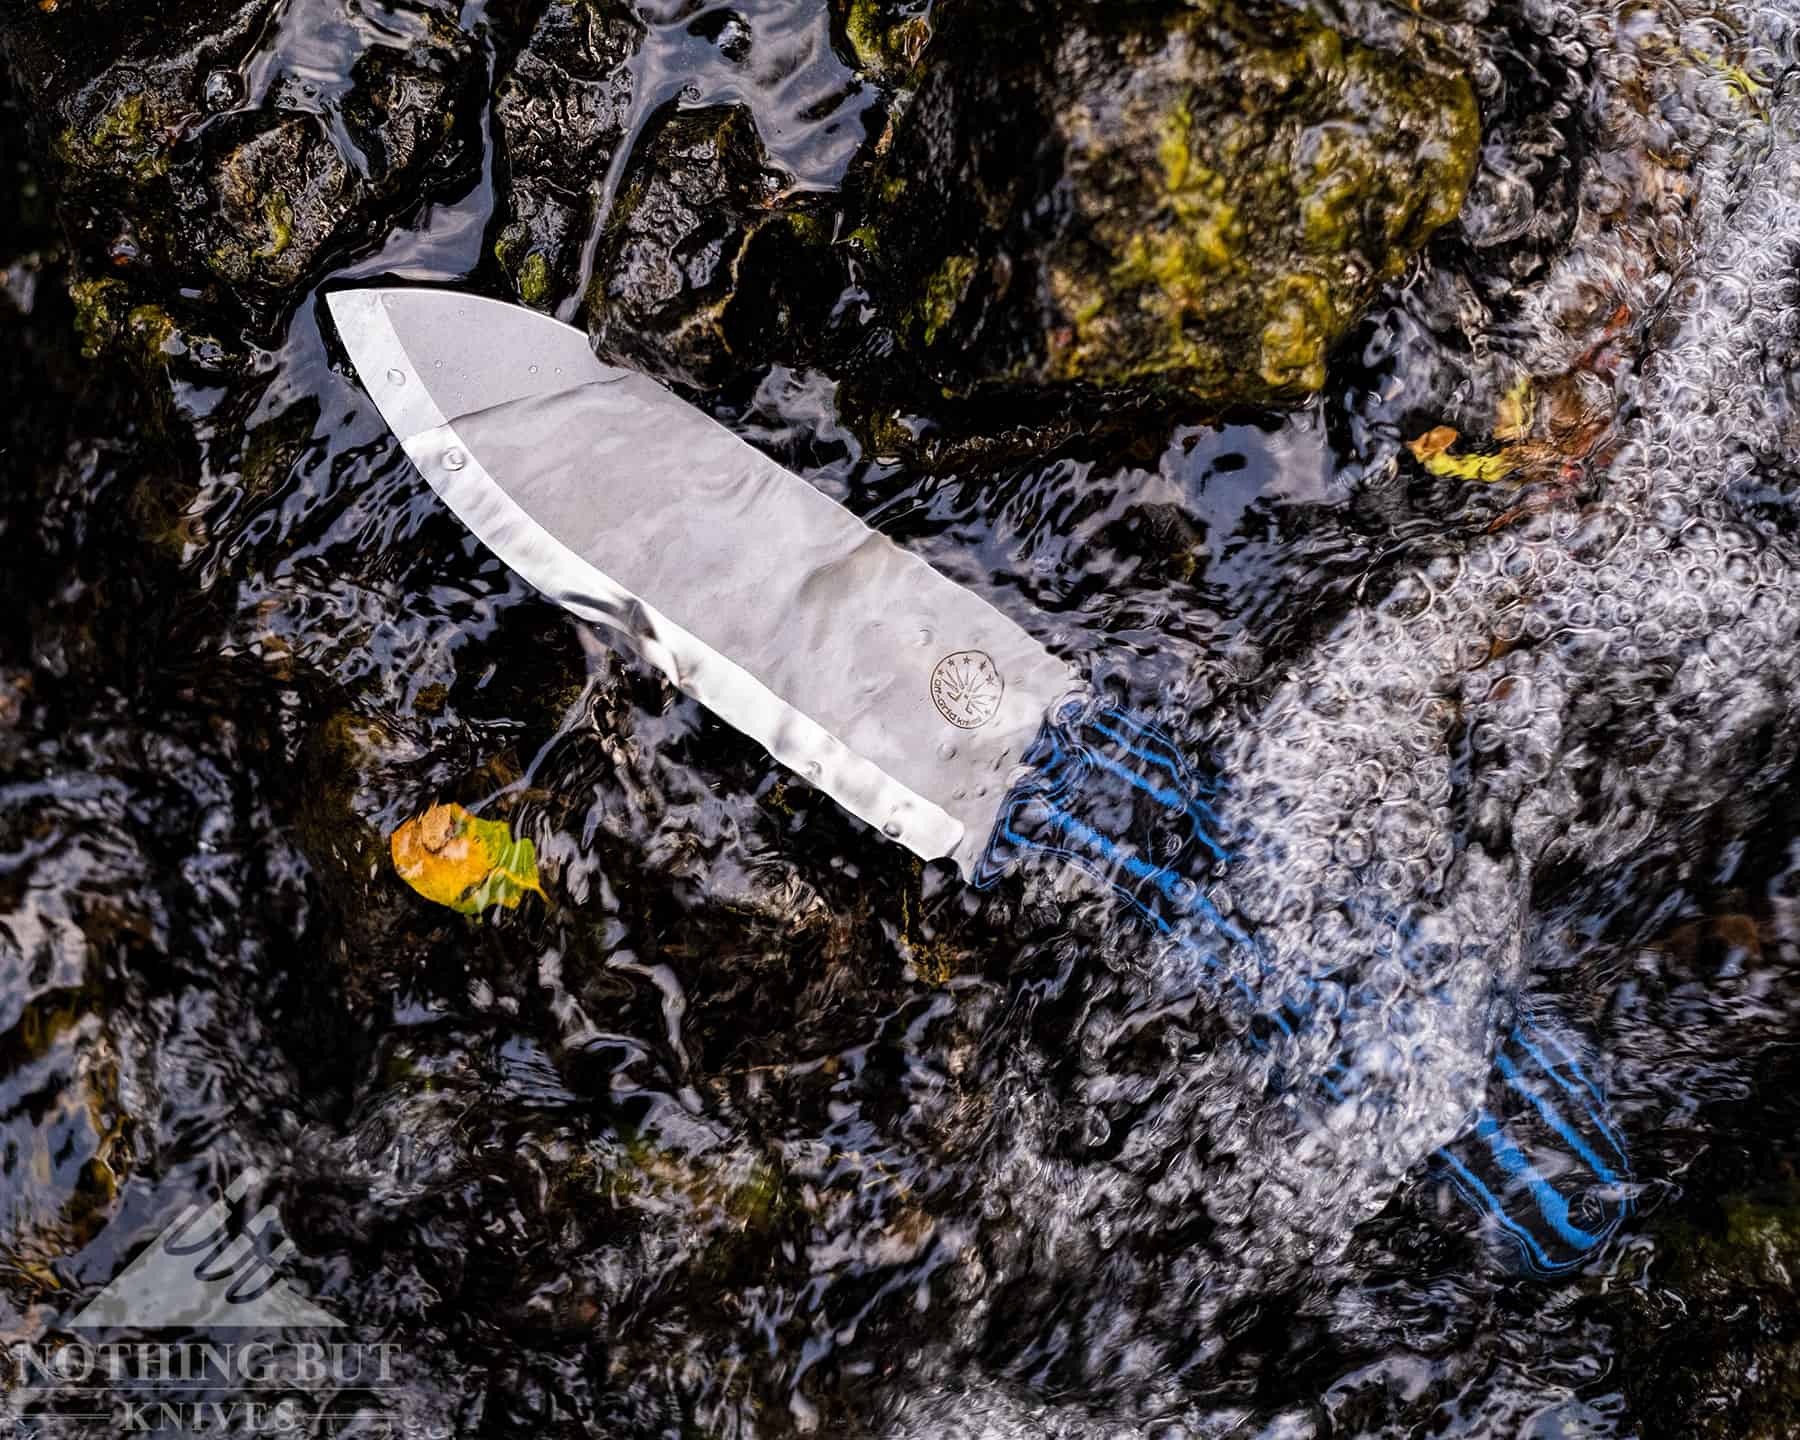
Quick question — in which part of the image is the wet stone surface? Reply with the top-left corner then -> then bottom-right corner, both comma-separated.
862,0 -> 1481,402
3,1 -> 1800,1438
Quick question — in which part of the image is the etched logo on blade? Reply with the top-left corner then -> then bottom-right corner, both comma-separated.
931,650 -> 1003,729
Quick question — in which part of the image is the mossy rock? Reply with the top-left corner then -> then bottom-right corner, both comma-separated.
836,0 -> 936,83
204,114 -> 353,292
862,0 -> 1479,406
583,103 -> 837,388
2,0 -> 478,328
1613,1179 -> 1800,1439
491,0 -> 645,312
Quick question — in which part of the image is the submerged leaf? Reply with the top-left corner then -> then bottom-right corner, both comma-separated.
391,803 -> 546,914
1494,376 -> 1535,442
1406,425 -> 1521,484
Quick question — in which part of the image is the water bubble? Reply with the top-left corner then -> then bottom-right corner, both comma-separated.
936,741 -> 957,761
881,819 -> 902,839
385,368 -> 406,388
443,448 -> 467,471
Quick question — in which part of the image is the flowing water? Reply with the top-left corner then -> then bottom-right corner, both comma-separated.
6,0 -> 1800,1436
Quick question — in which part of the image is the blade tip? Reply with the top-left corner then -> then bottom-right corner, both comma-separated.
323,286 -> 384,329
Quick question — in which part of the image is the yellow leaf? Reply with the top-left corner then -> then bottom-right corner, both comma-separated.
391,803 -> 546,915
1494,376 -> 1535,442
1691,48 -> 1765,113
1407,426 -> 1520,484
1406,425 -> 1459,461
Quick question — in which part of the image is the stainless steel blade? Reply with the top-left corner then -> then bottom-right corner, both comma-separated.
327,287 -> 1077,876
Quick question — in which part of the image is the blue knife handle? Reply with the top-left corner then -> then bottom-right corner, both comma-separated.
974,700 -> 1632,1275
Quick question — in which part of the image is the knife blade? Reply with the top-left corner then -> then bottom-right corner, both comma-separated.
326,287 -> 1077,880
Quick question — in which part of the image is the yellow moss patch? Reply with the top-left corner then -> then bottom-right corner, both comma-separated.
916,253 -> 975,345
518,251 -> 550,307
254,193 -> 294,260
1258,274 -> 1333,391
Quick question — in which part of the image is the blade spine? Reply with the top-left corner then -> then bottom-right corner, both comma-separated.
332,287 -> 970,865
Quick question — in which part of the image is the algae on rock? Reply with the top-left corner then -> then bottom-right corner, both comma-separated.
863,0 -> 1480,404
1,0 -> 480,342
491,0 -> 645,312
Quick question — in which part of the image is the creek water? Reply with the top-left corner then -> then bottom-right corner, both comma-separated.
5,0 -> 1800,1436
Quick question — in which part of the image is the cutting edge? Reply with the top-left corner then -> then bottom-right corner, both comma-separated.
326,287 -> 976,866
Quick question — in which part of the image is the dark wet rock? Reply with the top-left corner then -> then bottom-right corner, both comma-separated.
0,0 -> 481,345
860,0 -> 1479,405
1615,1174 -> 1800,1439
584,102 -> 835,388
203,114 -> 355,292
835,0 -> 935,83
491,0 -> 645,310
495,2 -> 853,380
0,74 -> 334,1332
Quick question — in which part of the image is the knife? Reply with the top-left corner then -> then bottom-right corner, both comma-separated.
326,286 -> 1632,1274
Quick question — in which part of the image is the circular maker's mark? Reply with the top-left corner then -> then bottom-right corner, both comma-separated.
931,650 -> 1004,729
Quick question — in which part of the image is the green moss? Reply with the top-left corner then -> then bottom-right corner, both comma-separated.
518,250 -> 550,307
845,0 -> 885,69
91,91 -> 146,151
68,282 -> 180,367
254,193 -> 294,261
1715,1195 -> 1800,1284
57,90 -> 171,183
241,398 -> 321,495
774,209 -> 830,247
68,277 -> 126,359
85,92 -> 145,155
867,0 -> 1482,409
845,0 -> 931,81
1689,46 -> 1767,115
913,252 -> 975,345
602,1133 -> 788,1239
723,1163 -> 783,1229
1258,273 -> 1334,390
125,304 -> 177,361
1410,75 -> 1482,244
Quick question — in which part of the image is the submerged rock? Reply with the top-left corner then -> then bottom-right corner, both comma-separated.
0,0 -> 481,341
862,0 -> 1479,402
1617,1176 -> 1800,1439
585,102 -> 836,388
491,0 -> 645,311
494,5 -> 839,384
